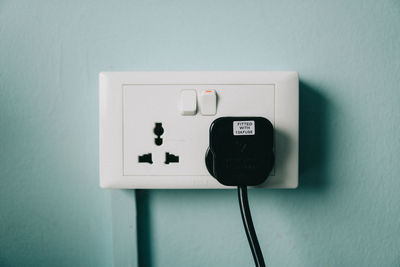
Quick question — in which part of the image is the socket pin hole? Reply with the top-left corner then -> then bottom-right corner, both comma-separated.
154,123 -> 164,146
165,152 -> 179,164
138,153 -> 153,164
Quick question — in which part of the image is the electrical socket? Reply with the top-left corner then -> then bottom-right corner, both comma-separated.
136,122 -> 180,165
99,71 -> 298,189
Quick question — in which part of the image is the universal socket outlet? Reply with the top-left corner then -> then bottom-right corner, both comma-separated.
99,72 -> 298,189
137,122 -> 179,165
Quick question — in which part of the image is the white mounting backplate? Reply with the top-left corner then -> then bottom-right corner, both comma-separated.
99,72 -> 298,189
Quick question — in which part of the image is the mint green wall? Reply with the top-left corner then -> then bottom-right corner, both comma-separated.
1,0 -> 400,267
0,2 -> 116,266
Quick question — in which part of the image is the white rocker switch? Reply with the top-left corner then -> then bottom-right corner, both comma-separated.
179,89 -> 197,115
199,89 -> 217,115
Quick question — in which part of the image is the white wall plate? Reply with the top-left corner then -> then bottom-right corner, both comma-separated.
99,72 -> 298,189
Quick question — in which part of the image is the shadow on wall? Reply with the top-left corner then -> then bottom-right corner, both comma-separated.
136,190 -> 153,267
298,80 -> 331,191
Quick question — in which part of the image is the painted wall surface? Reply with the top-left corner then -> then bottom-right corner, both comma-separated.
1,0 -> 400,267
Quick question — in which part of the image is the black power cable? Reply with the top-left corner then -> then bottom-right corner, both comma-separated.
205,117 -> 273,266
238,186 -> 266,267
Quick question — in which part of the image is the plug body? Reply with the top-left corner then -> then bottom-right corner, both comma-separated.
205,117 -> 274,186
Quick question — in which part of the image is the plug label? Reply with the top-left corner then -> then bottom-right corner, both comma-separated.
233,121 -> 255,135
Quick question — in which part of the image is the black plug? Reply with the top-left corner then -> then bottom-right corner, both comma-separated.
205,117 -> 273,267
205,117 -> 274,186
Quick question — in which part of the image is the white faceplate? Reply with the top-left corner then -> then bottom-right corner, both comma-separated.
99,72 -> 298,189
